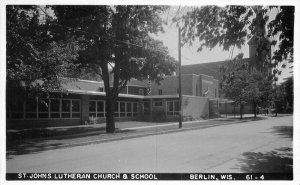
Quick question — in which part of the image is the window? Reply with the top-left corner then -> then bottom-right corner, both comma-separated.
38,99 -> 49,118
114,102 -> 119,117
215,88 -> 217,98
50,99 -> 60,118
89,101 -> 96,117
97,101 -> 104,117
138,89 -> 144,95
61,100 -> 71,118
133,102 -> 138,116
126,102 -> 132,117
99,87 -> 104,92
167,101 -> 180,116
153,101 -> 163,107
120,102 -> 126,117
158,89 -> 163,95
89,100 -> 105,118
10,100 -> 24,119
25,99 -> 37,119
143,101 -> 150,115
72,100 -> 81,118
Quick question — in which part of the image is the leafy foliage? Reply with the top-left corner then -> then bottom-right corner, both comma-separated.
179,5 -> 294,76
220,54 -> 273,118
51,5 -> 177,133
268,6 -> 294,65
6,5 -> 80,102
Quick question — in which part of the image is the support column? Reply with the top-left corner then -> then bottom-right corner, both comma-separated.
81,95 -> 89,125
150,99 -> 153,122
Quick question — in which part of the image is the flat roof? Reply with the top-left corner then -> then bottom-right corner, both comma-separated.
67,89 -> 145,99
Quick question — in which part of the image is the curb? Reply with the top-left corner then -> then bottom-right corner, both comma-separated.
37,119 -> 254,152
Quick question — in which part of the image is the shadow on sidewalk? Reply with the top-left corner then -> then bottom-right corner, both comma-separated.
234,147 -> 293,173
6,126 -> 136,158
271,126 -> 293,139
231,124 -> 293,174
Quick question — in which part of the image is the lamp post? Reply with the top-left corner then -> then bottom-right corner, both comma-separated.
178,27 -> 182,128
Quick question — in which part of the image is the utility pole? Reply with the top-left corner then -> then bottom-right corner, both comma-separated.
178,27 -> 182,128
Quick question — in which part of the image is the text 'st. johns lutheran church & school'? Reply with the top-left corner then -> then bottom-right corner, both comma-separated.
6,37 -> 264,128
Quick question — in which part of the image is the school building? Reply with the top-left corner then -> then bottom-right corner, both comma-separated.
6,72 -> 223,128
7,36 -> 264,128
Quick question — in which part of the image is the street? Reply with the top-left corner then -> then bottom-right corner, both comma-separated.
6,115 -> 293,173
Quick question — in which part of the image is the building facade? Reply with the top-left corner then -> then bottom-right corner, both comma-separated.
7,73 -> 218,128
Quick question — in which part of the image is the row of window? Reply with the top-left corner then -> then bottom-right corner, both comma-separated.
8,99 -> 179,119
89,101 -> 138,118
8,99 -> 81,119
142,100 -> 179,116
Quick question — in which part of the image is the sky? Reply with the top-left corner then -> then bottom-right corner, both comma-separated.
152,6 -> 293,83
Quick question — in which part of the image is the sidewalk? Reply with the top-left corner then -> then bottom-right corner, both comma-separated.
6,115 -> 271,158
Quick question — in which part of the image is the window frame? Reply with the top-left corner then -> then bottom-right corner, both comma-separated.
158,89 -> 163,95
166,100 -> 180,116
89,100 -> 106,118
138,88 -> 144,95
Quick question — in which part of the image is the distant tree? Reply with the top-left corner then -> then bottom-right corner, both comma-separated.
51,6 -> 177,133
272,76 -> 293,115
220,54 -> 273,118
246,69 -> 273,117
220,54 -> 250,119
6,5 -> 80,104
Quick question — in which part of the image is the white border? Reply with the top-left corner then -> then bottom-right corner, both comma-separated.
1,1 -> 299,185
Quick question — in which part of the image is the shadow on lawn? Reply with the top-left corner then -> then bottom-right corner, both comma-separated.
231,125 -> 293,174
271,126 -> 293,139
234,147 -> 293,174
6,126 -> 135,158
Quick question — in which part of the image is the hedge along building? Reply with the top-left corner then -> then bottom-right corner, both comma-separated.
6,72 -> 219,128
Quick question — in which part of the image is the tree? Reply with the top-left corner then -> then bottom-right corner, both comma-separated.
6,6 -> 80,105
220,54 -> 273,119
50,6 -> 177,133
179,5 -> 294,77
268,6 -> 294,66
246,69 -> 273,117
272,76 -> 293,115
220,54 -> 250,119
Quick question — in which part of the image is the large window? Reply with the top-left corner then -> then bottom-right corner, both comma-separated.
38,99 -> 49,118
158,89 -> 163,95
143,101 -> 150,115
50,99 -> 60,118
126,102 -> 132,117
138,89 -> 144,95
25,99 -> 37,119
153,101 -> 163,107
89,100 -> 105,118
9,98 -> 81,119
167,101 -> 180,116
71,100 -> 81,118
10,100 -> 24,119
120,102 -> 126,117
133,102 -> 138,116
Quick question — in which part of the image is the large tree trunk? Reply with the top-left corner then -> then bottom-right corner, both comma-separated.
101,59 -> 117,133
239,102 -> 243,119
253,102 -> 257,118
105,96 -> 116,133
